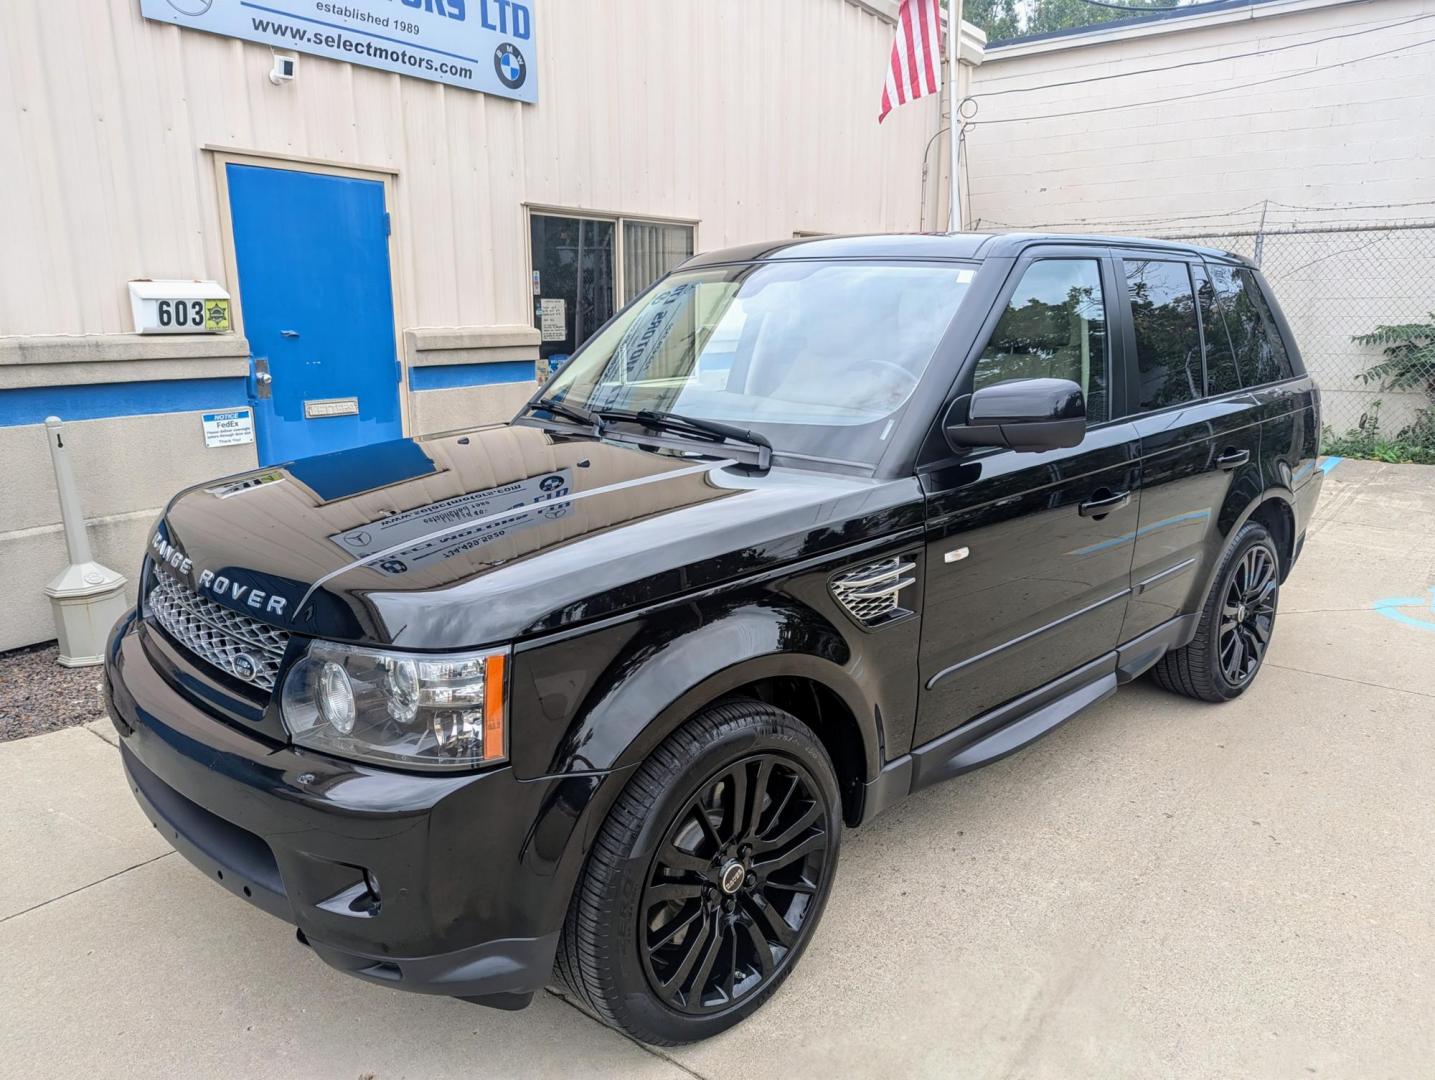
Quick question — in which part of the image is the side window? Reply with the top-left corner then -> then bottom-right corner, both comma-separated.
972,259 -> 1108,424
1193,264 -> 1242,396
1124,259 -> 1202,411
1209,266 -> 1295,387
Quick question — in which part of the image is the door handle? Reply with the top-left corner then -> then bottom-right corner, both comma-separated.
1078,490 -> 1131,518
251,358 -> 273,400
1216,448 -> 1250,470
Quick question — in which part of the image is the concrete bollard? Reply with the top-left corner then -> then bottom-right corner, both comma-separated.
42,417 -> 129,667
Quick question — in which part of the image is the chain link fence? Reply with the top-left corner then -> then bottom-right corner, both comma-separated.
1169,221 -> 1435,459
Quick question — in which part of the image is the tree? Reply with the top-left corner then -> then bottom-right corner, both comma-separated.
962,0 -> 1200,44
962,0 -> 1021,43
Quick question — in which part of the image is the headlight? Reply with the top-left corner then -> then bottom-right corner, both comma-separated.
281,641 -> 508,771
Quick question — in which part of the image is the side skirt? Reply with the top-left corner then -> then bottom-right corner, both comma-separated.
858,614 -> 1195,823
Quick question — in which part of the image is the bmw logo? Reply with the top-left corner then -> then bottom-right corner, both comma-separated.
540,474 -> 564,491
231,652 -> 260,682
494,42 -> 527,89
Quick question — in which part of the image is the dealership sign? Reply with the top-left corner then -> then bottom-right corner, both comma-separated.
139,0 -> 536,102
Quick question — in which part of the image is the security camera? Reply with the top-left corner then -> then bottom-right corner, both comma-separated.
269,54 -> 297,84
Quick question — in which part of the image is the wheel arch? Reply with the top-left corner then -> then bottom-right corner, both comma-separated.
1246,496 -> 1297,582
1195,485 -> 1296,611
606,646 -> 880,828
533,600 -> 886,828
658,668 -> 872,826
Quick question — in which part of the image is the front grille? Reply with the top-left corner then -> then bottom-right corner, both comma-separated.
830,555 -> 917,627
147,572 -> 289,692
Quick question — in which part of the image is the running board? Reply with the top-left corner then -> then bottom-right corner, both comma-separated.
909,667 -> 1119,793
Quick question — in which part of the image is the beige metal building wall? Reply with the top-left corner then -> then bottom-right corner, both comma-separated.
1,0 -> 934,338
0,0 -> 943,652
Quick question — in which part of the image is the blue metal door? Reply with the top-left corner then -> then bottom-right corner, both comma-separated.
227,164 -> 402,465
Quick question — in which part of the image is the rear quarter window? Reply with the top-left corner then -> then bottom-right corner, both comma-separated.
1193,264 -> 1241,396
1123,259 -> 1202,411
1208,266 -> 1295,388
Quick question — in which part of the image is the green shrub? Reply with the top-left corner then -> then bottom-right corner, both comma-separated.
1330,316 -> 1435,463
1322,403 -> 1435,464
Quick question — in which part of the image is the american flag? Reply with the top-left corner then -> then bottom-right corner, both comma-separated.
878,0 -> 944,123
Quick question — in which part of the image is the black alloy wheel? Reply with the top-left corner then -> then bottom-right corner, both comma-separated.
1151,521 -> 1280,702
1218,543 -> 1277,687
639,753 -> 829,1015
555,699 -> 842,1045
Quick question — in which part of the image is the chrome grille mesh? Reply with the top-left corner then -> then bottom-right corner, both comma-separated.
147,573 -> 289,691
830,556 -> 916,626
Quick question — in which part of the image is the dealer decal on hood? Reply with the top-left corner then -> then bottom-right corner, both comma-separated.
327,470 -> 573,576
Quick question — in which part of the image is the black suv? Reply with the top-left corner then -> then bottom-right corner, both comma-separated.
105,233 -> 1322,1044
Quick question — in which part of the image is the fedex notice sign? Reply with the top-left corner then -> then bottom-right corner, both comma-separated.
140,0 -> 536,102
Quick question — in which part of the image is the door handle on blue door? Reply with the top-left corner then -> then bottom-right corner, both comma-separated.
1216,448 -> 1250,470
1078,490 -> 1131,518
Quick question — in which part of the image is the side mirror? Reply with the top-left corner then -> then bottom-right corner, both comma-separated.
944,378 -> 1087,454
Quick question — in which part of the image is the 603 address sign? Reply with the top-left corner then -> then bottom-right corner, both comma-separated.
158,299 -> 205,328
146,296 -> 231,333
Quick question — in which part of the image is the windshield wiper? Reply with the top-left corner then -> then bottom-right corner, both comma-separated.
598,408 -> 773,470
522,396 -> 603,434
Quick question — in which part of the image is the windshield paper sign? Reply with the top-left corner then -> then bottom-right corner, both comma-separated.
139,0 -> 536,102
618,283 -> 695,379
328,469 -> 571,575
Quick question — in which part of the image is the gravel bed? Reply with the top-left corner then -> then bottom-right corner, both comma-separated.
0,641 -> 106,743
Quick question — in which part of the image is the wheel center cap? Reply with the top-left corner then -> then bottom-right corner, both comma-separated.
1236,604 -> 1248,623
719,860 -> 746,894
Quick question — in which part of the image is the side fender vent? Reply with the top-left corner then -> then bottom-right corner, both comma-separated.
830,555 -> 917,628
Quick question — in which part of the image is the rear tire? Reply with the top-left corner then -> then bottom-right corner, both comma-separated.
555,699 -> 842,1045
1150,522 -> 1279,702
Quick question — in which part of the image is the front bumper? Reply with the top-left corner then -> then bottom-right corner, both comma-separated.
104,611 -> 610,1004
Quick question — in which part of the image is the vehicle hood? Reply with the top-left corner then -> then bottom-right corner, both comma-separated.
151,422 -> 922,648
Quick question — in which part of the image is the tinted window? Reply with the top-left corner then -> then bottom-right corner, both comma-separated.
530,214 -> 615,364
1125,259 -> 1202,411
1209,266 -> 1294,387
972,259 -> 1108,424
1193,264 -> 1241,395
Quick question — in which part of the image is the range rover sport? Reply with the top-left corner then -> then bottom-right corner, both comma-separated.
105,232 -> 1322,1044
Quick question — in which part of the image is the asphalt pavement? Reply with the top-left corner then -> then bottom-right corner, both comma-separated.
3,457 -> 1433,1079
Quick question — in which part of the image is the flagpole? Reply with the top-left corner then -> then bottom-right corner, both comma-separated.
948,0 -> 964,232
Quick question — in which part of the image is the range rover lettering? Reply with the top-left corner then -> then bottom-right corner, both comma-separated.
104,233 -> 1322,1044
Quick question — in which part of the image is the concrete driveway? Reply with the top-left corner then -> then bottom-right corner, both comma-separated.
4,458 -> 1433,1079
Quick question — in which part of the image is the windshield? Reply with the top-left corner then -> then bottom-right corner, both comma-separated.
541,259 -> 976,467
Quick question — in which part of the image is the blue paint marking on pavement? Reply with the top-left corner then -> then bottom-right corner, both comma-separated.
1372,587 -> 1435,633
1319,456 -> 1343,474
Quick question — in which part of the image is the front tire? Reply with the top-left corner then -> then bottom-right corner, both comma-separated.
1151,521 -> 1280,702
555,699 -> 842,1045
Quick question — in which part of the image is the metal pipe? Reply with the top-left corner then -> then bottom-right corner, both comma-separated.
948,0 -> 964,232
